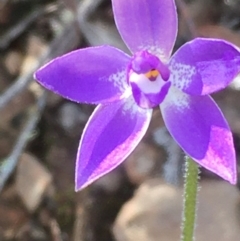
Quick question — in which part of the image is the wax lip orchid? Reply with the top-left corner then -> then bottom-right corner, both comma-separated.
35,0 -> 240,190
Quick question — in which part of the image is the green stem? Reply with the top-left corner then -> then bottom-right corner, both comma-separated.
181,156 -> 200,241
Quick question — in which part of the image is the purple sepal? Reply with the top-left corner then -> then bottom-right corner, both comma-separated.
112,0 -> 177,61
75,97 -> 152,190
170,38 -> 240,95
161,87 -> 237,184
35,46 -> 131,104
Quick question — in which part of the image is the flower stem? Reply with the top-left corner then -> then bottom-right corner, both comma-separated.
181,156 -> 200,241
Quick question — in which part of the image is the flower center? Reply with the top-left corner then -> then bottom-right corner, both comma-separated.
128,51 -> 171,109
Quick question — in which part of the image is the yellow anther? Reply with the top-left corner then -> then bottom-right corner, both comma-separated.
145,69 -> 160,79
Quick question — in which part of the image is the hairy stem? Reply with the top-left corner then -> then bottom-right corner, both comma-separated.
181,156 -> 200,241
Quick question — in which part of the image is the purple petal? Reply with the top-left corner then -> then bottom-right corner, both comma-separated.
112,0 -> 177,61
35,46 -> 131,104
160,87 -> 237,184
75,97 -> 152,190
170,38 -> 240,95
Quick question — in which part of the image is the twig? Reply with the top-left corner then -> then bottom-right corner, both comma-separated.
0,91 -> 47,193
0,7 -> 81,111
78,0 -> 128,51
49,218 -> 63,241
0,7 -> 45,49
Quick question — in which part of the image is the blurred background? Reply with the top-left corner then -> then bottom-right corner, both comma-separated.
0,0 -> 240,240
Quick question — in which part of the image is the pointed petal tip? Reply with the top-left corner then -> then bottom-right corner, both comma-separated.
200,126 -> 238,186
216,165 -> 237,185
229,175 -> 237,185
213,162 -> 237,185
191,153 -> 237,185
75,185 -> 82,192
33,71 -> 38,80
75,177 -> 86,192
34,68 -> 42,82
191,136 -> 237,185
222,165 -> 237,185
75,179 -> 91,192
34,69 -> 47,90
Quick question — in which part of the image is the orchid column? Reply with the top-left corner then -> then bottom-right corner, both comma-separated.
34,0 -> 240,240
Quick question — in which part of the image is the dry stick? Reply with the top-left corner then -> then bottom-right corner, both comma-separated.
0,92 -> 47,192
0,5 -> 81,192
49,218 -> 63,241
0,9 -> 81,111
0,7 -> 45,49
78,0 -> 128,51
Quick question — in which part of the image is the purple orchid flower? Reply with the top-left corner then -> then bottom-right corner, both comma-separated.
35,0 -> 240,190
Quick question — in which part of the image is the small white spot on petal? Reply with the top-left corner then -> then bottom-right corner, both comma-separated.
108,70 -> 128,92
121,95 -> 152,120
122,96 -> 140,117
161,86 -> 190,111
169,60 -> 196,90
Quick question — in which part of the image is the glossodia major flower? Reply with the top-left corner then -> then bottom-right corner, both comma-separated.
35,0 -> 240,190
